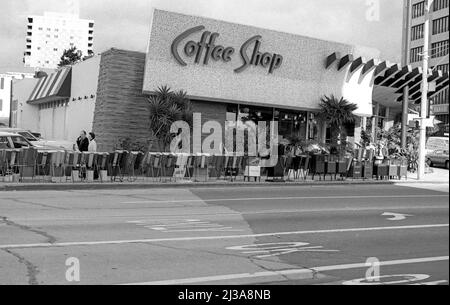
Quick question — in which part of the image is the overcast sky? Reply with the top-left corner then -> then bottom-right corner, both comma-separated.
0,0 -> 403,73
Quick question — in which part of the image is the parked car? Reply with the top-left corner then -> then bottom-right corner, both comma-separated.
0,128 -> 74,151
426,137 -> 449,154
426,150 -> 449,169
0,132 -> 36,149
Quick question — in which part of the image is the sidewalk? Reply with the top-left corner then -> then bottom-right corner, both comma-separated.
406,168 -> 449,183
0,168 -> 447,192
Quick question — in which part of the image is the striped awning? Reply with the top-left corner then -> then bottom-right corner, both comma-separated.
27,67 -> 71,104
326,52 -> 449,105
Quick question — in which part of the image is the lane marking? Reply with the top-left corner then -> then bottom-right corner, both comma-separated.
122,194 -> 449,204
8,205 -> 448,223
130,219 -> 243,233
382,212 -> 414,221
120,256 -> 450,285
227,242 -> 339,259
410,280 -> 448,285
0,223 -> 448,250
342,274 -> 431,285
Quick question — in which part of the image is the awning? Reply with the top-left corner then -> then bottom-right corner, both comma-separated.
27,67 -> 71,104
326,52 -> 449,107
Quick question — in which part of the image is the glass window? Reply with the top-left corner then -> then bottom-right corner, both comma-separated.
18,132 -> 37,142
436,64 -> 449,74
412,1 -> 425,18
0,137 -> 11,149
411,24 -> 424,40
433,0 -> 449,11
0,98 -> 3,111
0,77 -> 4,89
431,40 -> 449,58
274,109 -> 308,143
410,46 -> 424,62
10,136 -> 32,148
432,16 -> 449,35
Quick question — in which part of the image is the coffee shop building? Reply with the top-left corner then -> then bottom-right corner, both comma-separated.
13,9 -> 448,151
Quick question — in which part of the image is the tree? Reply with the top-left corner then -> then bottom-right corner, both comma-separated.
58,47 -> 82,67
318,95 -> 358,146
148,86 -> 193,152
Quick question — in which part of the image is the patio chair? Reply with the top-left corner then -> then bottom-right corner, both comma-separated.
325,155 -> 337,180
108,151 -> 124,182
95,153 -> 109,182
299,156 -> 311,180
192,155 -> 209,182
51,151 -> 66,182
284,156 -> 295,181
20,147 -> 38,181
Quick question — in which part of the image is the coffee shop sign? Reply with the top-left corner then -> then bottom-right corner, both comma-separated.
171,25 -> 283,74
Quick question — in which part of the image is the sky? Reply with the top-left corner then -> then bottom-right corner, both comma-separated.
0,0 -> 404,73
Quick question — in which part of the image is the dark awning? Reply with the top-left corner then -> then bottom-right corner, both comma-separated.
27,67 -> 71,104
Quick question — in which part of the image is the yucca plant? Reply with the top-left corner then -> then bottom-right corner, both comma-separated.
318,95 -> 358,146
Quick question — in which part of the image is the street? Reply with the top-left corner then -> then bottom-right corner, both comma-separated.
0,183 -> 448,285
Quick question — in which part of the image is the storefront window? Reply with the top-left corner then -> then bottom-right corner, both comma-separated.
238,105 -> 273,123
274,110 -> 307,142
308,113 -> 319,141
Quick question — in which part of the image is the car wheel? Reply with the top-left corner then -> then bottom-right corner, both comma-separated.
426,159 -> 433,167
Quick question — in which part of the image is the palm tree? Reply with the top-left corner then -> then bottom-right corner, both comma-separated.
318,95 -> 358,146
148,86 -> 193,152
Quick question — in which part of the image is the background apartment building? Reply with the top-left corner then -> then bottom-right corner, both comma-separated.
402,0 -> 449,127
24,12 -> 95,70
0,72 -> 35,126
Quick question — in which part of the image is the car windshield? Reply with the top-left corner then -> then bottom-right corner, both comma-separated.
10,136 -> 33,148
18,131 -> 38,141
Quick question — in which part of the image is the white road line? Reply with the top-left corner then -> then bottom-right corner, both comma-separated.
0,224 -> 447,250
120,256 -> 450,285
122,194 -> 449,204
9,205 -> 448,223
410,280 -> 448,285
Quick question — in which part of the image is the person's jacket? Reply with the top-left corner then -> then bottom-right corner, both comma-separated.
77,137 -> 89,152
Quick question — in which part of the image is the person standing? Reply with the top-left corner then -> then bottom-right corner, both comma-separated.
88,132 -> 97,152
76,131 -> 89,152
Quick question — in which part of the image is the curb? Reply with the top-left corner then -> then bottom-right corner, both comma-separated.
0,179 -> 448,192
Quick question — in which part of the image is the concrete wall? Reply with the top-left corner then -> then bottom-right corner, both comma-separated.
144,9 -> 379,114
0,77 -> 12,125
92,49 -> 150,152
66,55 -> 101,143
12,78 -> 40,132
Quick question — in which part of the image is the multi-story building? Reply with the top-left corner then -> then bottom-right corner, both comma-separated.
24,12 -> 95,70
402,0 -> 449,128
0,72 -> 35,126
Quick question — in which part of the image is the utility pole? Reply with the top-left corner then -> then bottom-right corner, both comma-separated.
401,86 -> 409,150
418,0 -> 433,180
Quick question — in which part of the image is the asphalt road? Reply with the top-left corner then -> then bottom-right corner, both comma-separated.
0,183 -> 448,285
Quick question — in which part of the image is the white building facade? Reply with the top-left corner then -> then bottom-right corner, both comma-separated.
402,0 -> 449,126
0,72 -> 35,126
24,12 -> 95,70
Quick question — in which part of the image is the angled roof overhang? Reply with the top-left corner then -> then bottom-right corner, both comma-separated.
27,67 -> 71,105
325,52 -> 449,109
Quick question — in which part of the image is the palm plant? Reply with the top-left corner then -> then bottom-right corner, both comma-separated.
148,86 -> 193,152
318,95 -> 358,146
